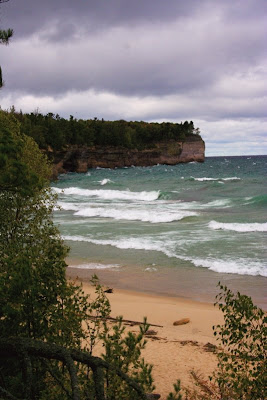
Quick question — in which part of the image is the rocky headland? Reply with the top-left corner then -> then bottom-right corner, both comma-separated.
51,136 -> 205,178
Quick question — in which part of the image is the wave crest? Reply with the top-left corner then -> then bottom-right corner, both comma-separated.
52,187 -> 160,201
209,221 -> 267,232
192,177 -> 241,182
74,207 -> 198,223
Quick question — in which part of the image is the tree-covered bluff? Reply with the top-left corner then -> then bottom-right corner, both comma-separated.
8,110 -> 205,175
13,111 -> 202,150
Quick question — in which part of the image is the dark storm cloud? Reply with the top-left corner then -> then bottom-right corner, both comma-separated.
2,0 -> 266,41
2,0 -> 202,39
1,0 -> 266,155
2,2 -> 266,99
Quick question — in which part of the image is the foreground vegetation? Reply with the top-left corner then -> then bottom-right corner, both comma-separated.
0,110 -> 266,399
0,110 -> 154,399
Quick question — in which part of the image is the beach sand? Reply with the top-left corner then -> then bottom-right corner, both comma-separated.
67,268 -> 225,399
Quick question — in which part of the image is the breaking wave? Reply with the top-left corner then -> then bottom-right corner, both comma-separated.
192,177 -> 241,182
52,187 -> 160,201
74,207 -> 197,223
209,221 -> 267,232
68,263 -> 120,270
99,178 -> 113,186
188,257 -> 266,277
63,235 -> 266,277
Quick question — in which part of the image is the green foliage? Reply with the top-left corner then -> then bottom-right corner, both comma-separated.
0,110 -> 45,195
0,28 -> 13,44
0,2 -> 13,88
99,316 -> 155,399
6,108 -> 202,151
213,283 -> 267,400
84,274 -> 111,354
0,115 -> 155,398
167,379 -> 183,400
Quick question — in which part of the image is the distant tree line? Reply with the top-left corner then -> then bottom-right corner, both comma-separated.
7,108 -> 201,151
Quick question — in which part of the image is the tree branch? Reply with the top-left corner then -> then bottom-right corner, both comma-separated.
0,337 -> 148,400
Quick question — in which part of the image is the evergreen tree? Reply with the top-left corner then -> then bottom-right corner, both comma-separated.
0,0 -> 13,88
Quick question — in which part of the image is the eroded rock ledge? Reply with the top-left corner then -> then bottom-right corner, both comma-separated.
51,137 -> 205,178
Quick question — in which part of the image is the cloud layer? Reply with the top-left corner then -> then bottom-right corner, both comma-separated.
1,0 -> 266,155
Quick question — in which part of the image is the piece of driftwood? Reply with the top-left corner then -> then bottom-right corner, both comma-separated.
107,316 -> 163,328
89,315 -> 163,328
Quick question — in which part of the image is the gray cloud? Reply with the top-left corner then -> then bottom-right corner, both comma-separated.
0,0 -> 266,155
2,9 -> 266,97
2,0 -> 203,39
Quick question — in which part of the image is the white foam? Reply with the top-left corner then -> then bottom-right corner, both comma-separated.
52,187 -> 160,201
69,263 -> 120,270
99,178 -> 113,186
57,201 -> 80,211
74,207 -> 198,223
63,235 -> 266,277
205,199 -> 232,208
192,177 -> 241,182
193,177 -> 215,181
176,199 -> 232,209
209,221 -> 267,232
63,235 -> 163,253
188,257 -> 267,277
223,177 -> 241,181
144,267 -> 157,272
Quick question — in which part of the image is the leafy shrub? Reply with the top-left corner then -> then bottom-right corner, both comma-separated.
100,316 -> 155,399
213,283 -> 267,400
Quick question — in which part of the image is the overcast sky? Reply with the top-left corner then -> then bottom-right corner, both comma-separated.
1,0 -> 266,156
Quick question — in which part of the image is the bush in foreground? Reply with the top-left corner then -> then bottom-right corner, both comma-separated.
212,283 -> 266,400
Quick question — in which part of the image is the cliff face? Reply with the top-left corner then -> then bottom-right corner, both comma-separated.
51,137 -> 205,178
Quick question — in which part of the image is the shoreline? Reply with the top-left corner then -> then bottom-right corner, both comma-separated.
66,262 -> 267,309
67,269 -> 225,398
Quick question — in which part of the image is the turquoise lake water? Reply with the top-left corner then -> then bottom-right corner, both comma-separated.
52,156 -> 267,307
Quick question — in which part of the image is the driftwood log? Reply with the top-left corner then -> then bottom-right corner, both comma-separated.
89,315 -> 163,328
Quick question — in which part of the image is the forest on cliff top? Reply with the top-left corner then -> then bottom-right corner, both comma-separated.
6,109 -> 201,151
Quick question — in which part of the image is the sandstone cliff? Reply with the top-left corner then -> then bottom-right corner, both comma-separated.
51,137 -> 205,178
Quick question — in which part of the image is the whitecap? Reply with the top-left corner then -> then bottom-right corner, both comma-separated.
187,257 -> 266,277
205,199 -> 231,208
99,178 -> 113,186
68,263 -> 120,270
192,177 -> 240,182
222,177 -> 241,181
74,206 -> 198,223
63,235 -> 266,277
208,221 -> 267,232
56,201 -> 80,211
52,187 -> 160,201
63,235 -> 163,253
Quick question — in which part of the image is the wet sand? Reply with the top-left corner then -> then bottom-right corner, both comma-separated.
67,261 -> 267,309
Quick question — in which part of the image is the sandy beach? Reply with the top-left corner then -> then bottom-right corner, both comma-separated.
68,269 -> 225,399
